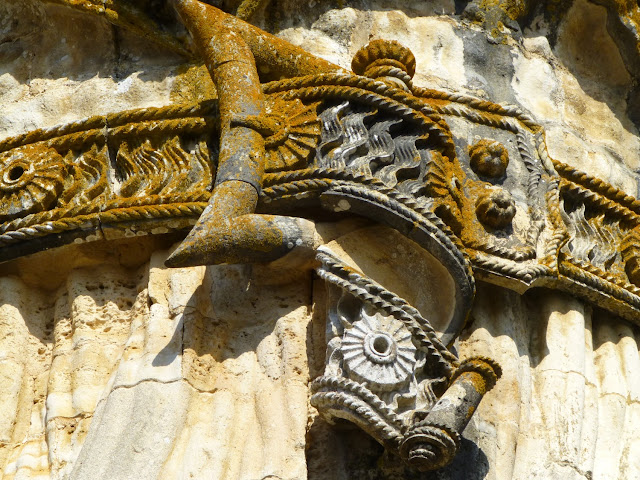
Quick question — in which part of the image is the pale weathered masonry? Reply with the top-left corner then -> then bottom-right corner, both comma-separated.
0,1 -> 639,479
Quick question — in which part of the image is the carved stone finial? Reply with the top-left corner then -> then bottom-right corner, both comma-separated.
351,39 -> 416,90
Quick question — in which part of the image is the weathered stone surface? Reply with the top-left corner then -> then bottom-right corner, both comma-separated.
0,0 -> 639,479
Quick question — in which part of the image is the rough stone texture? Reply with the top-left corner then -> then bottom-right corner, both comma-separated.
0,238 -> 313,480
0,0 -> 639,479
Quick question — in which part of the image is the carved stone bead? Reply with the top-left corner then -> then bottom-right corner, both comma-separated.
475,188 -> 516,229
468,139 -> 509,178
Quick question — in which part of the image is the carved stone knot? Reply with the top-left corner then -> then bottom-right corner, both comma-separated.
352,39 -> 416,90
469,139 -> 509,178
475,188 -> 516,229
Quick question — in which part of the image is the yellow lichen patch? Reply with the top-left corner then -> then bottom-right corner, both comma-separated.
170,63 -> 217,104
479,0 -> 530,20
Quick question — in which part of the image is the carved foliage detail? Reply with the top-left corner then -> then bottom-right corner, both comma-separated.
115,136 -> 212,198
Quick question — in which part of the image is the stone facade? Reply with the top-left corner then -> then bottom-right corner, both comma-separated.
0,0 -> 639,479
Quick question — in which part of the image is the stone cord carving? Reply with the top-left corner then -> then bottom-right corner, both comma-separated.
2,0 -> 640,476
311,248 -> 501,471
1,5 -> 640,325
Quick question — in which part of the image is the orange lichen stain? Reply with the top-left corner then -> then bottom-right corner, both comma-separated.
459,370 -> 488,396
170,63 -> 217,103
479,0 -> 529,20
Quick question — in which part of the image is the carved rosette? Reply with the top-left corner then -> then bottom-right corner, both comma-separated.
0,145 -> 66,221
341,311 -> 417,392
263,97 -> 322,171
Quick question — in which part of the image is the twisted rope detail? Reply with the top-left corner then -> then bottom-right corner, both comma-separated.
559,180 -> 639,226
0,203 -> 206,247
0,102 -> 218,153
554,160 -> 640,215
311,376 -> 404,444
316,251 -> 458,376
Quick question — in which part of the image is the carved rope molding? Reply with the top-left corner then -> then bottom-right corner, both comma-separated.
3,67 -> 639,323
3,0 -> 640,472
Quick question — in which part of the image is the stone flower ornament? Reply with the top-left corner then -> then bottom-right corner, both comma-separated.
0,145 -> 66,221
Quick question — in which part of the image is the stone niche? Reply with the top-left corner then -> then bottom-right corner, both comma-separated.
0,1 -> 639,479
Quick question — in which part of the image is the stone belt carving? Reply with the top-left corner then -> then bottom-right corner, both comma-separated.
2,0 -> 640,471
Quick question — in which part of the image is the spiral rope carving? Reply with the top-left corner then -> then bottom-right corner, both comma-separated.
554,160 -> 640,214
316,249 -> 459,377
0,203 -> 206,247
310,375 -> 404,444
559,179 -> 639,225
0,102 -> 218,154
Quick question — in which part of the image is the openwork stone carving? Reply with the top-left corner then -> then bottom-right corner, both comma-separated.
311,248 -> 501,471
2,0 -> 640,474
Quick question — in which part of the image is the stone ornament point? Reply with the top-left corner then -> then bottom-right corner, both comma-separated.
1,0 -> 640,474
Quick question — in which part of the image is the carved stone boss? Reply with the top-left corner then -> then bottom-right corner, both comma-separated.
2,0 -> 640,471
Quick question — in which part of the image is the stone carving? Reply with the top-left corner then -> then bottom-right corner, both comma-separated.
2,0 -> 640,476
311,248 -> 501,471
468,139 -> 510,179
0,5 -> 638,323
0,145 -> 66,220
475,188 -> 517,229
